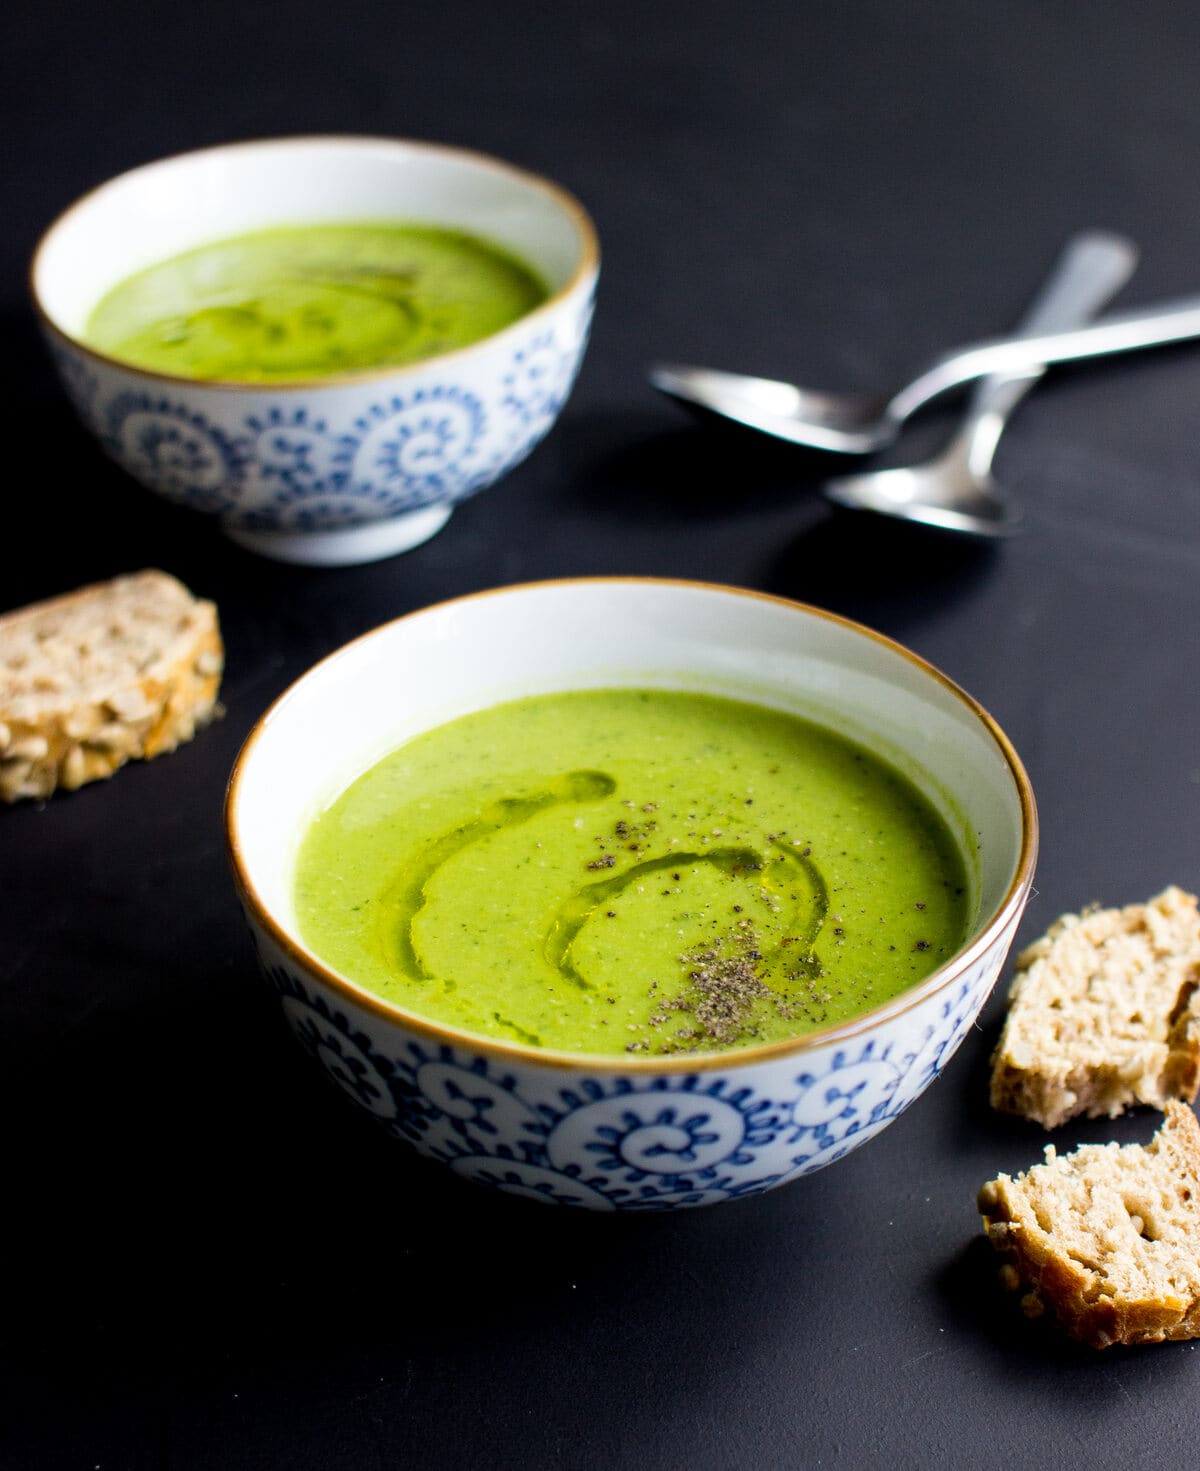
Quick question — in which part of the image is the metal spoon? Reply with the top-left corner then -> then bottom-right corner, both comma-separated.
648,245 -> 1200,455
822,231 -> 1138,535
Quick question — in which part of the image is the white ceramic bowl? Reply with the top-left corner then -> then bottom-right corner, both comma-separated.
32,136 -> 599,565
226,580 -> 1037,1210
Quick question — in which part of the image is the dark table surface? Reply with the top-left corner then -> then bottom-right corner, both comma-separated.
5,3 -> 1200,1467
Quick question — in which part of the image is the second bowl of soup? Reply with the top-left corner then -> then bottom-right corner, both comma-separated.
32,136 -> 599,565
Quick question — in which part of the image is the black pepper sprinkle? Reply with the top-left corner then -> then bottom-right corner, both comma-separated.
606,910 -> 616,918
915,939 -> 930,951
587,855 -> 616,870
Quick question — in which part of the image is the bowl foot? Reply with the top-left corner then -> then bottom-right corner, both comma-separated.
223,505 -> 453,566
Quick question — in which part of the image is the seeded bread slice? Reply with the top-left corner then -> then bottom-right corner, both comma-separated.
990,888 -> 1200,1129
0,570 -> 222,802
978,1101 -> 1200,1348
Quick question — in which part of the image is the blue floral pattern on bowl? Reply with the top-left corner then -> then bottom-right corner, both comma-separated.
333,385 -> 487,512
255,913 -> 1008,1212
47,338 -> 101,430
46,287 -> 595,561
103,394 -> 246,515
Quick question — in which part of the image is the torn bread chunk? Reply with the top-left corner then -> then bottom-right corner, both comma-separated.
978,1101 -> 1200,1348
990,888 -> 1200,1129
0,570 -> 222,803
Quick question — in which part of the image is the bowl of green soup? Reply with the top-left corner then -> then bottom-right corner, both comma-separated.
32,136 -> 598,564
226,579 -> 1037,1210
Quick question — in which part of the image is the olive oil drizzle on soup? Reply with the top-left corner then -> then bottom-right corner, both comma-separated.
86,222 -> 549,381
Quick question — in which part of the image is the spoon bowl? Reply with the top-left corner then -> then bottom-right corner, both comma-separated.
647,364 -> 892,454
823,452 -> 1024,538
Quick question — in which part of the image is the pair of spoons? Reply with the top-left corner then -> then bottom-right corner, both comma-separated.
651,232 -> 1200,535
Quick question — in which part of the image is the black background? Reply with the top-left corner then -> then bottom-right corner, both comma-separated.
5,3 -> 1200,1467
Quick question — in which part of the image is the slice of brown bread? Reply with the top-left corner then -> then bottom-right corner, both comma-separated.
990,888 -> 1200,1129
0,569 -> 222,803
978,1101 -> 1200,1348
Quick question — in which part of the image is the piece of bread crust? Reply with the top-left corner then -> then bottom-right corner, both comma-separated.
978,1101 -> 1200,1349
990,888 -> 1200,1129
0,569 -> 222,803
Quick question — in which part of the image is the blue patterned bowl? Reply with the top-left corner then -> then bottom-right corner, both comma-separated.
226,579 -> 1038,1209
32,137 -> 598,565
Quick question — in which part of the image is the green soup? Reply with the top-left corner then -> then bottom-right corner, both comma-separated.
293,690 -> 970,1057
85,222 -> 549,381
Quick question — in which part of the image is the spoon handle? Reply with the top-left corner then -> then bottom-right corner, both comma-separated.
955,231 -> 1138,475
892,283 -> 1200,421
